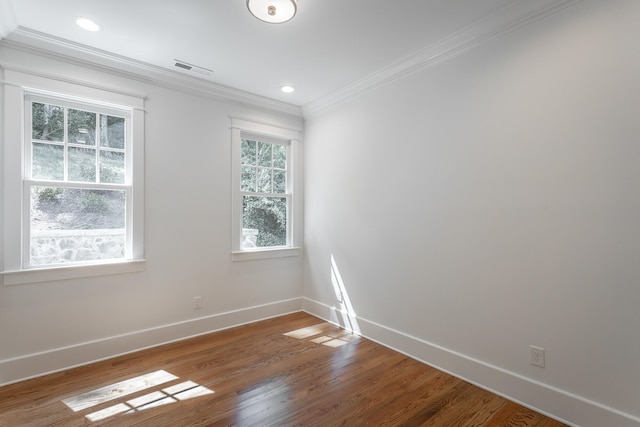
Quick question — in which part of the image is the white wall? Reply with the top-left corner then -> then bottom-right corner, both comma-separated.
2,1 -> 639,425
303,1 -> 640,426
0,45 -> 304,383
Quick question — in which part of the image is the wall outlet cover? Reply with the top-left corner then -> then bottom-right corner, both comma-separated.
530,345 -> 545,368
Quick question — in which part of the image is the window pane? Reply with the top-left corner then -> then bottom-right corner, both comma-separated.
273,169 -> 286,193
99,114 -> 125,149
241,139 -> 256,166
273,144 -> 286,169
242,196 -> 287,247
100,151 -> 125,184
257,168 -> 272,192
32,143 -> 64,180
68,109 -> 97,146
258,142 -> 272,167
69,147 -> 97,182
30,186 -> 126,266
32,102 -> 64,142
241,166 -> 256,192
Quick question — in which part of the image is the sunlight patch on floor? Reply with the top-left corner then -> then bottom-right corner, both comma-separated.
62,370 -> 178,411
283,324 -> 329,339
85,380 -> 214,421
285,324 -> 358,348
310,335 -> 333,344
319,338 -> 350,348
85,403 -> 131,421
61,370 -> 214,422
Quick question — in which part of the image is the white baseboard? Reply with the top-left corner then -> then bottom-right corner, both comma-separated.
0,297 -> 303,386
302,297 -> 640,427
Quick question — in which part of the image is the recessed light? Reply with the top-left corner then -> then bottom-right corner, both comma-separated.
76,17 -> 101,32
281,85 -> 295,93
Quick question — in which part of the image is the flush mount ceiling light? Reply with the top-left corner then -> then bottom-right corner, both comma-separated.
75,17 -> 101,32
247,0 -> 297,24
281,85 -> 295,93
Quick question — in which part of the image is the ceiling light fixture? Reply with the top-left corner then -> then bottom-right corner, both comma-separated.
281,85 -> 295,93
247,0 -> 297,24
75,17 -> 101,32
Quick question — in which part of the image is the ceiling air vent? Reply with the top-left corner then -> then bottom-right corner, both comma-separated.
174,60 -> 212,76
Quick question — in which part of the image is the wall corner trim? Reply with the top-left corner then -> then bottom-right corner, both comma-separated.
0,0 -> 18,39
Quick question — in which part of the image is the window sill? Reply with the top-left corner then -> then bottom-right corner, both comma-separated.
232,247 -> 301,262
1,259 -> 146,286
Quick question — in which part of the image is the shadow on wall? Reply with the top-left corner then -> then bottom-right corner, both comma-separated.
330,254 -> 361,335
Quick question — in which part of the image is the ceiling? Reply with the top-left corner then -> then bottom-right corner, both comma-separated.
0,0 -> 571,112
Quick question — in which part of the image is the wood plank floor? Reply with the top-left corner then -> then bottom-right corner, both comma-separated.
0,312 -> 567,426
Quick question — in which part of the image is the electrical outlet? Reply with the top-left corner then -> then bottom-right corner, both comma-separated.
193,296 -> 202,310
530,345 -> 545,368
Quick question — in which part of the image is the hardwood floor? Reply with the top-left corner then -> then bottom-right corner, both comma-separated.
0,312 -> 566,426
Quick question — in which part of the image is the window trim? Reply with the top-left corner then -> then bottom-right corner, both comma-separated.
230,118 -> 302,261
1,69 -> 145,285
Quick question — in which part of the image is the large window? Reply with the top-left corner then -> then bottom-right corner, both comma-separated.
26,95 -> 129,267
1,70 -> 144,285
231,119 -> 301,261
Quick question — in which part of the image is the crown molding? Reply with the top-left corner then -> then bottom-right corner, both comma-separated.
302,0 -> 582,119
1,27 -> 303,119
1,0 -> 581,121
0,0 -> 18,38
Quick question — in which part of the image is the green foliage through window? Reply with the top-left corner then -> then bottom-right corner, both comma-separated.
243,196 -> 287,247
32,187 -> 125,230
31,101 -> 126,184
240,138 -> 288,248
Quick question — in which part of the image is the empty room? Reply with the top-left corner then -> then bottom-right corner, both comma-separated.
0,0 -> 638,426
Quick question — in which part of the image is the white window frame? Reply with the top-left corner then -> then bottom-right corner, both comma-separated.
1,69 -> 145,285
231,118 -> 302,261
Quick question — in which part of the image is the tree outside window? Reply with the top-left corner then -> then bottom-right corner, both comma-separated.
240,139 -> 288,248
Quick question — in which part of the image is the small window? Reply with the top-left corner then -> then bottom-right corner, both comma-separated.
240,138 -> 289,248
231,119 -> 301,261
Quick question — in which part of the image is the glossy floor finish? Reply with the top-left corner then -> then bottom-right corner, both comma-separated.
0,312 -> 567,426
